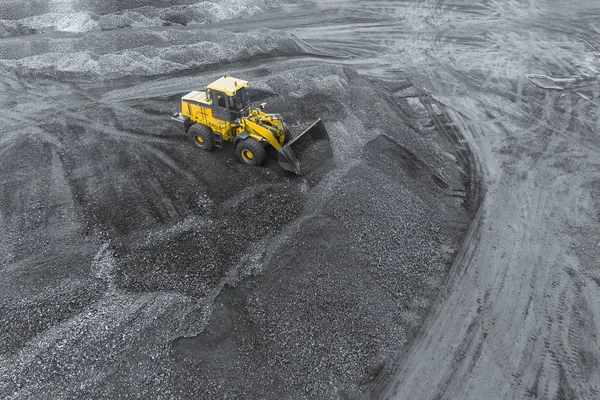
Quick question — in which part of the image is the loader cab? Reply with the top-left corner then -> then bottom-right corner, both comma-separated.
207,76 -> 250,122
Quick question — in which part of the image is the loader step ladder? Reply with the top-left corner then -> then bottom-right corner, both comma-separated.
214,132 -> 223,148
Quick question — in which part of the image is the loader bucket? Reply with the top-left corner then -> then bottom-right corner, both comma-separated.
277,119 -> 332,175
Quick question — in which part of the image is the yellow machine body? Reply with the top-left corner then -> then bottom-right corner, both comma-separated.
180,90 -> 287,151
172,75 -> 331,174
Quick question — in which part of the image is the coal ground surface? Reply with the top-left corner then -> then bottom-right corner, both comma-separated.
0,2 -> 476,399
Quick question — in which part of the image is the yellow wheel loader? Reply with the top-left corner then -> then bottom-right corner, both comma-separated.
171,76 -> 330,174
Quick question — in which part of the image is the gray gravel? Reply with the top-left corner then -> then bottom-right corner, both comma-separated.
0,1 -> 477,399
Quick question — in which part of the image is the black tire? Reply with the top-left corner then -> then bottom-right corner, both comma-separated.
235,138 -> 266,166
188,124 -> 214,151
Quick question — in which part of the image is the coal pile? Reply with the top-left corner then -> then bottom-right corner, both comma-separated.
0,2 -> 476,399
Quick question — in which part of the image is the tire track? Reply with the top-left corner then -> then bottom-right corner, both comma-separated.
377,0 -> 600,398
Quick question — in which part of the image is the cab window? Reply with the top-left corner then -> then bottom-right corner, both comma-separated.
217,93 -> 226,108
231,88 -> 248,110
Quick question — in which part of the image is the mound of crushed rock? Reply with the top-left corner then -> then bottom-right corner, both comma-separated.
0,28 -> 325,79
0,6 -> 475,398
0,0 -> 279,36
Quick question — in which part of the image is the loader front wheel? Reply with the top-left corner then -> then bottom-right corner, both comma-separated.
235,138 -> 266,166
189,124 -> 214,151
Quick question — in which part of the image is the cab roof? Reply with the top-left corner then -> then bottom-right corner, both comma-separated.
207,76 -> 249,97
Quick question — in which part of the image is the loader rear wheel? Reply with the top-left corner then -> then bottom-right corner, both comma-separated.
235,138 -> 266,166
188,124 -> 214,151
